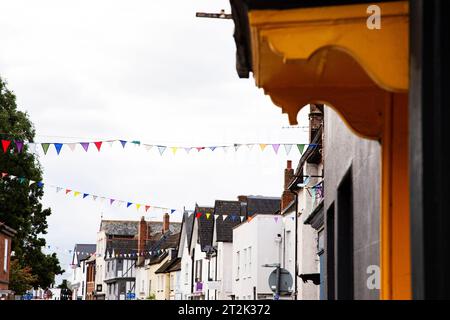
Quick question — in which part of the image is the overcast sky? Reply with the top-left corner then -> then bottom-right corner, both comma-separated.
0,0 -> 309,283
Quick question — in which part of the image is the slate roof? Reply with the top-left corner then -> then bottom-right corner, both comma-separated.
214,200 -> 243,216
155,257 -> 181,274
73,244 -> 96,265
195,206 -> 215,252
100,219 -> 181,237
215,214 -> 241,242
149,252 -> 168,265
245,196 -> 280,217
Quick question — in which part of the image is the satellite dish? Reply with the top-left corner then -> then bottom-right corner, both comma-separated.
268,268 -> 293,294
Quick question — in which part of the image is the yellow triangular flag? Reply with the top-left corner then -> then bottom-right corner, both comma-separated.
259,144 -> 267,151
136,204 -> 141,210
74,191 -> 81,197
171,147 -> 178,155
206,213 -> 211,219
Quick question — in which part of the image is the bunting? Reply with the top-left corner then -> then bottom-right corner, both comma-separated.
0,138 -> 316,156
0,171 -> 178,215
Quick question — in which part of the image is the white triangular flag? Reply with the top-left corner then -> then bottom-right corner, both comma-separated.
67,143 -> 77,152
284,144 -> 293,155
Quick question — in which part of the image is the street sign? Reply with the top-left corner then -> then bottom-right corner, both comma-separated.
268,268 -> 293,294
126,292 -> 136,300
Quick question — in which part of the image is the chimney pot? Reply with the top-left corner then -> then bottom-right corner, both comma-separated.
163,213 -> 170,233
287,160 -> 292,169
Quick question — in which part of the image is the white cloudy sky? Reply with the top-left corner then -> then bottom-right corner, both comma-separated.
0,0 -> 308,283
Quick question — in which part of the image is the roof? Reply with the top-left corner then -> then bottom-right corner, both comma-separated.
99,219 -> 181,237
214,200 -> 243,216
149,252 -> 168,265
195,206 -> 215,252
73,244 -> 96,264
155,257 -> 181,274
245,196 -> 280,217
215,214 -> 241,242
0,222 -> 16,237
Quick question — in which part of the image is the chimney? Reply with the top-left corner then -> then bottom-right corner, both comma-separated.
237,195 -> 248,203
163,213 -> 170,233
137,216 -> 147,265
281,161 -> 296,212
309,104 -> 324,142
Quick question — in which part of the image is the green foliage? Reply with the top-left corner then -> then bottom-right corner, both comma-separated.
8,260 -> 38,295
0,76 -> 64,290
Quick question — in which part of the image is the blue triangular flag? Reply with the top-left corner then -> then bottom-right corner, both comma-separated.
120,140 -> 127,148
83,193 -> 89,199
54,143 -> 63,155
170,209 -> 176,214
209,147 -> 216,152
37,182 -> 44,187
158,146 -> 166,156
127,202 -> 133,208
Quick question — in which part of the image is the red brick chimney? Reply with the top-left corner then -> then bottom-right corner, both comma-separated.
281,160 -> 295,212
137,216 -> 147,265
163,213 -> 170,233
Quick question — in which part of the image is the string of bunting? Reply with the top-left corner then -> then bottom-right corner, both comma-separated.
0,171 -> 177,214
0,139 -> 314,156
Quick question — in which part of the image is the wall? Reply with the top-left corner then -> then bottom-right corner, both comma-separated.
216,242 -> 233,300
323,107 -> 381,299
0,232 -> 12,290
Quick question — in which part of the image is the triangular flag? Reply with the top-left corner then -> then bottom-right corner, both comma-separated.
110,199 -> 115,205
136,204 -> 141,210
247,144 -> 254,151
259,144 -> 267,151
1,172 -> 8,178
67,143 -> 77,151
92,195 -> 98,201
80,142 -> 89,152
170,209 -> 176,214
37,182 -> 44,187
157,146 -> 166,156
214,215 -> 219,220
247,215 -> 254,222
27,142 -> 37,154
231,215 -> 237,221
145,205 -> 151,212
41,143 -> 50,154
209,146 -> 216,152
284,144 -> 293,155
94,141 -> 102,151
291,217 -> 295,221
1,140 -> 11,153
144,144 -> 152,151
83,193 -> 89,199
65,189 -> 72,194
184,147 -> 191,154
74,191 -> 81,197
274,216 -> 279,223
15,140 -> 24,153
206,213 -> 211,219
196,147 -> 204,152
234,144 -> 241,152
18,177 -> 26,184
56,187 -> 63,193
131,140 -> 140,146
28,180 -> 35,186
297,144 -> 306,154
120,140 -> 127,148
107,140 -> 114,148
171,147 -> 178,155
127,202 -> 133,208
54,143 -> 63,155
196,212 -> 202,219
272,144 -> 280,154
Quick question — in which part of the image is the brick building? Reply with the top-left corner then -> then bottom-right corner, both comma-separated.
0,222 -> 16,297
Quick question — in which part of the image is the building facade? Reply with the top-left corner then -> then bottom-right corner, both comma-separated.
0,222 -> 16,298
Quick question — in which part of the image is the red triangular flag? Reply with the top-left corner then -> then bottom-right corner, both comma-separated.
145,205 -> 150,212
1,140 -> 11,153
94,141 -> 102,151
65,189 -> 72,194
196,212 -> 202,219
1,172 -> 8,178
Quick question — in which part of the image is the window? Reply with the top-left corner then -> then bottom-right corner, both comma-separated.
107,261 -> 110,272
82,281 -> 84,295
236,251 -> 240,279
248,246 -> 252,277
243,248 -> 247,277
149,280 -> 152,293
195,260 -> 203,282
4,238 -> 8,272
170,274 -> 174,291
184,263 -> 189,284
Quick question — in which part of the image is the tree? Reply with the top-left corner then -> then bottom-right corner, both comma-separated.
8,260 -> 38,295
0,76 -> 64,290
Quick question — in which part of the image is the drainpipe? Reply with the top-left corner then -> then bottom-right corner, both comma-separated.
191,248 -> 195,300
215,253 -> 218,300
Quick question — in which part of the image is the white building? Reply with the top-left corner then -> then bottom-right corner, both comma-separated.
70,244 -> 96,300
178,211 -> 195,300
232,214 -> 284,300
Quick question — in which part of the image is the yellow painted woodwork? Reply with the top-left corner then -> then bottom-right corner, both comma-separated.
243,1 -> 411,299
